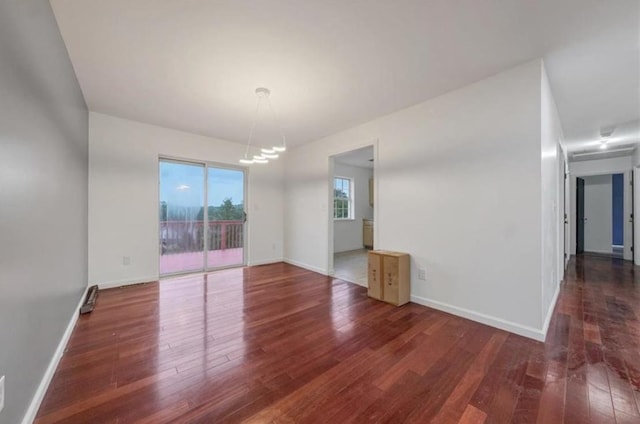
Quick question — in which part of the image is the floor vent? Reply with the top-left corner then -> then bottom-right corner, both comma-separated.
80,285 -> 99,314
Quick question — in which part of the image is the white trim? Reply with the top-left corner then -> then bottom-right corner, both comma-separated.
572,167 -> 632,178
572,148 -> 635,160
283,258 -> 328,275
247,258 -> 283,266
157,157 -> 249,275
343,278 -> 367,288
21,286 -> 88,424
327,267 -> 367,288
541,282 -> 561,341
96,275 -> 158,290
288,260 -> 367,288
327,139 -> 379,289
584,249 -> 618,255
410,294 -> 546,342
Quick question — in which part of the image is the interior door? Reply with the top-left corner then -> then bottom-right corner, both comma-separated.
206,166 -> 246,269
576,177 -> 585,254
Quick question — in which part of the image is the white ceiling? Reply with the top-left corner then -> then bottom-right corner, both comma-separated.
335,146 -> 374,169
50,0 -> 640,155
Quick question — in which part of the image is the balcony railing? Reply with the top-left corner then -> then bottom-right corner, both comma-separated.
160,220 -> 244,254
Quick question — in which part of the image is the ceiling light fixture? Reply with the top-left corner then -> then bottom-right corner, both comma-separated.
597,126 -> 615,151
239,87 -> 287,165
600,127 -> 615,139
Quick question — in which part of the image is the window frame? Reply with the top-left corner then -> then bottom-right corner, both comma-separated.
333,176 -> 354,220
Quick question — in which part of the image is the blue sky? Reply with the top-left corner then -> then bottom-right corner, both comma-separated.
159,161 -> 244,207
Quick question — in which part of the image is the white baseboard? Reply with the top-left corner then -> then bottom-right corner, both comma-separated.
283,258 -> 328,275
328,271 -> 368,288
247,258 -> 283,266
584,249 -> 615,255
348,279 -> 367,288
21,286 -> 88,424
283,259 -> 367,288
541,282 -> 561,341
96,275 -> 158,290
410,294 -> 546,342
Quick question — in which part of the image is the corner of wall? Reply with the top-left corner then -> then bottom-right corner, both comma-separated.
540,57 -> 564,331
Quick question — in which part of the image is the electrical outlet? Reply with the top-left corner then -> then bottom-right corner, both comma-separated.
417,269 -> 427,281
0,375 -> 5,413
123,256 -> 131,265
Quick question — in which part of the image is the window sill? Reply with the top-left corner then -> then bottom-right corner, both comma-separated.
334,218 -> 355,222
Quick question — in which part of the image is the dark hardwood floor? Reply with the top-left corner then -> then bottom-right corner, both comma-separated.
35,255 -> 640,423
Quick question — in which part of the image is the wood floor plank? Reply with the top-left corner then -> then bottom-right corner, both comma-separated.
34,256 -> 640,423
458,404 -> 487,424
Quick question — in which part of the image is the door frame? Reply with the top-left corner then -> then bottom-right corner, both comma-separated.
327,139 -> 379,277
158,156 -> 248,276
576,177 -> 585,254
569,168 -> 634,260
564,162 -> 570,269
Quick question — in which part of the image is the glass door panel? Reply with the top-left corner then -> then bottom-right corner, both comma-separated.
206,166 -> 245,269
159,160 -> 205,275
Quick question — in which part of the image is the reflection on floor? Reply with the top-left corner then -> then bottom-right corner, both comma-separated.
333,248 -> 368,287
582,246 -> 624,259
613,246 -> 624,258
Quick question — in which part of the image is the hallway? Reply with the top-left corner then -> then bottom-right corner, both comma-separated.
546,254 -> 640,422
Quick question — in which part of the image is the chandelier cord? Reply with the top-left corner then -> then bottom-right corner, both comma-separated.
244,96 -> 263,159
266,95 -> 287,149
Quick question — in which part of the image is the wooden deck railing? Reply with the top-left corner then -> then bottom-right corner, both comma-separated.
160,220 -> 244,253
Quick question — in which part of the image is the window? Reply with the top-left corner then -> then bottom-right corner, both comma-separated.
334,177 -> 353,219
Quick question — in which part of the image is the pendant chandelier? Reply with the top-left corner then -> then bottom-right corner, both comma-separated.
239,87 -> 287,165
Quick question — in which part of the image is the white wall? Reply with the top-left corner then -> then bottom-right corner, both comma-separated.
333,162 -> 373,253
540,66 -> 562,331
568,156 -> 632,259
285,60 -> 548,339
89,112 -> 284,287
582,175 -> 613,253
0,2 -> 88,423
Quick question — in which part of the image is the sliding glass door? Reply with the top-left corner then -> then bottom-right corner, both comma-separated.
206,167 -> 245,269
159,159 -> 246,276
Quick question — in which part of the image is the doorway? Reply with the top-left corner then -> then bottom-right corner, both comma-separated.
328,145 -> 375,286
576,177 -> 585,254
159,159 -> 246,275
575,173 -> 625,258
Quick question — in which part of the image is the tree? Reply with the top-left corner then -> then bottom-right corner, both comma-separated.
334,188 -> 347,198
334,189 -> 349,219
160,201 -> 167,222
196,198 -> 244,220
216,197 -> 240,221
